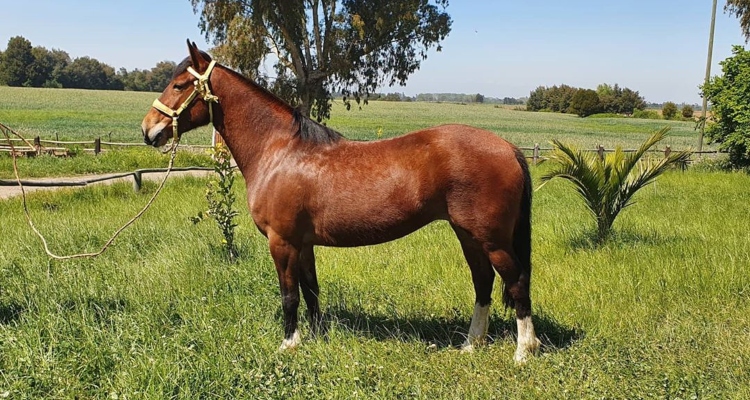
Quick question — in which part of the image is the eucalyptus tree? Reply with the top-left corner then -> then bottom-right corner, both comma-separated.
726,0 -> 750,40
191,0 -> 452,121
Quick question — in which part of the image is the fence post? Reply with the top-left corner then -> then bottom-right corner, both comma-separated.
34,136 -> 41,156
664,145 -> 671,159
94,137 -> 101,155
133,172 -> 142,192
597,145 -> 605,160
533,143 -> 540,165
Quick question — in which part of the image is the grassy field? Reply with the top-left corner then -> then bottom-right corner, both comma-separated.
1,165 -> 749,398
1,86 -> 708,149
0,87 -> 210,145
0,86 -> 711,179
330,101 -> 706,150
1,86 -> 746,398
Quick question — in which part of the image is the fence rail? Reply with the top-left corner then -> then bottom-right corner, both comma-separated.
3,135 -> 723,158
1,135 -> 212,157
2,133 -> 728,177
518,143 -> 723,165
0,167 -> 214,192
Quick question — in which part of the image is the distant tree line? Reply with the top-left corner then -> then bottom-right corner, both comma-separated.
369,92 -> 414,102
646,102 -> 702,111
362,92 -> 527,104
408,93 -> 525,104
0,36 -> 174,91
526,83 -> 646,117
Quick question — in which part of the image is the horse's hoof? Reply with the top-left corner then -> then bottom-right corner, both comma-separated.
514,350 -> 530,364
278,330 -> 301,352
514,337 -> 541,364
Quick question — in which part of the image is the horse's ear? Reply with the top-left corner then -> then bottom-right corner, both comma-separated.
187,39 -> 208,72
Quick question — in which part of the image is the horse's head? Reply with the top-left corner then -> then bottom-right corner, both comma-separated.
141,40 -> 217,147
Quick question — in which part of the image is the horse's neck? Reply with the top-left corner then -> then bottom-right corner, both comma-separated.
211,69 -> 295,182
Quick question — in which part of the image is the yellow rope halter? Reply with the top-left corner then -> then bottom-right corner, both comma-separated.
151,60 -> 219,142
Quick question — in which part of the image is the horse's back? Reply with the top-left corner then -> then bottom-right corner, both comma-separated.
294,124 -> 526,246
407,124 -> 525,190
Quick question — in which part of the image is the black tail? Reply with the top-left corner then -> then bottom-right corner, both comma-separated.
504,148 -> 533,309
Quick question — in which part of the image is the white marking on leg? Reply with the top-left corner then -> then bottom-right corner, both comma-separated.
278,329 -> 301,351
514,316 -> 541,363
461,302 -> 490,352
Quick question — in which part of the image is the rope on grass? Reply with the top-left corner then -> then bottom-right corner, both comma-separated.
1,122 -> 179,260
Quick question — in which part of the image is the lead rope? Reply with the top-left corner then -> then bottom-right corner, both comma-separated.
1,122 -> 179,260
4,61 -> 218,260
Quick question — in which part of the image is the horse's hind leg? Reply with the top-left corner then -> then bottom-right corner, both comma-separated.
452,225 -> 495,352
487,248 -> 541,363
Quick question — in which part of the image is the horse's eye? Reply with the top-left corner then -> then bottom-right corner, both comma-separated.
173,83 -> 185,91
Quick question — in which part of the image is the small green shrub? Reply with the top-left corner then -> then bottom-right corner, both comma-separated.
540,127 -> 692,242
633,109 -> 661,120
662,102 -> 678,120
691,155 -> 734,172
190,143 -> 239,260
681,105 -> 694,119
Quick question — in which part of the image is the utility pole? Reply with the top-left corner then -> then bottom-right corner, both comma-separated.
699,0 -> 718,154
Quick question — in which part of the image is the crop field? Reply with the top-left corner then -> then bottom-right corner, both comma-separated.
1,86 -> 709,149
1,87 -> 748,398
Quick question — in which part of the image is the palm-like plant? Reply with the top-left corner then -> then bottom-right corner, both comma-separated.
540,127 -> 692,242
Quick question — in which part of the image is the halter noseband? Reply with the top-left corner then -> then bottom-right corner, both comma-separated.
151,60 -> 219,142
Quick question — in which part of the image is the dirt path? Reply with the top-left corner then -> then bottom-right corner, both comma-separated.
0,170 -> 215,200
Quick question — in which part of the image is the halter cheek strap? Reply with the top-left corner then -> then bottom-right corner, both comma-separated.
151,60 -> 219,142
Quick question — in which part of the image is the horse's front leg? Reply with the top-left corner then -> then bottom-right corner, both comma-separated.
269,234 -> 302,351
299,245 -> 324,336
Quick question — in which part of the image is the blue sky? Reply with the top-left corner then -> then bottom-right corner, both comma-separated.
0,0 -> 746,104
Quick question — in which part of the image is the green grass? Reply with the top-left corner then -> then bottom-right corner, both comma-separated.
0,86 -> 743,397
1,167 -> 748,398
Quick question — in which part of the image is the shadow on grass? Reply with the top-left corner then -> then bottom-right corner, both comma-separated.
567,228 -> 677,251
323,304 -> 582,354
61,296 -> 128,325
0,301 -> 25,325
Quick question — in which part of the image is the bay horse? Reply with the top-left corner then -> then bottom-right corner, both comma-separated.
141,41 -> 541,363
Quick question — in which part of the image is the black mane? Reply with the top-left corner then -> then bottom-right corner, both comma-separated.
292,108 -> 344,144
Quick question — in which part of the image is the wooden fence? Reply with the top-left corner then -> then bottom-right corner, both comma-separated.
0,167 -> 215,193
0,136 -> 212,157
0,135 -> 725,194
518,143 -> 723,165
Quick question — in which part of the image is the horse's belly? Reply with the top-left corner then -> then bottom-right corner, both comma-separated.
311,204 -> 444,247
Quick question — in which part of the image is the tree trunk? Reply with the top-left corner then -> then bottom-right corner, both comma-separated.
297,81 -> 314,118
596,216 -> 613,243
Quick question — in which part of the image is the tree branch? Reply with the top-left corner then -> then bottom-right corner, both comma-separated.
301,11 -> 314,73
322,0 -> 336,62
273,9 -> 307,79
312,0 -> 324,62
267,33 -> 296,72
